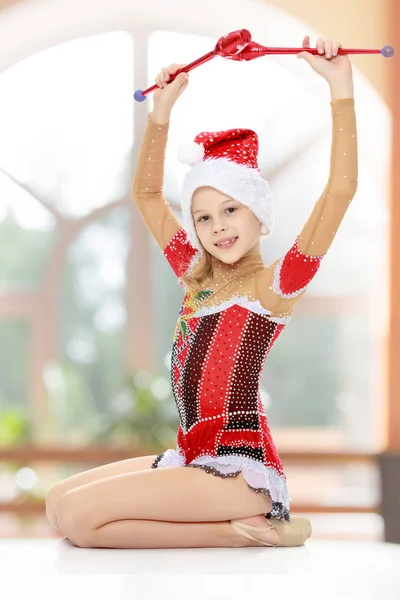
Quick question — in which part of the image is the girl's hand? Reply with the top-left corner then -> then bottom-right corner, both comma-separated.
153,63 -> 189,111
297,35 -> 353,88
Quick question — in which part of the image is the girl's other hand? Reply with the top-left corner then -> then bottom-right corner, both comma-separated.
297,35 -> 353,88
153,63 -> 189,111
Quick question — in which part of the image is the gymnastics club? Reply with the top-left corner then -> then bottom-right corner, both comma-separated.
134,28 -> 395,102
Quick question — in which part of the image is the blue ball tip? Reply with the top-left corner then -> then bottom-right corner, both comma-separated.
134,90 -> 146,102
381,45 -> 395,58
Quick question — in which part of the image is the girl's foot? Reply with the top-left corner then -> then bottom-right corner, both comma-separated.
231,514 -> 280,547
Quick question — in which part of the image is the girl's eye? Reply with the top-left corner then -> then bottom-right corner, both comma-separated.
197,206 -> 237,223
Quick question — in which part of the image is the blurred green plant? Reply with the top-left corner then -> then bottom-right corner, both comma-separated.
94,370 -> 179,452
42,360 -> 179,451
0,408 -> 31,447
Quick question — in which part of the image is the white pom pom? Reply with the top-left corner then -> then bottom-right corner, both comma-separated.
177,142 -> 204,166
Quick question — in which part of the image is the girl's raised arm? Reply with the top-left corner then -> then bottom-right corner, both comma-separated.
258,37 -> 358,307
131,64 -> 198,280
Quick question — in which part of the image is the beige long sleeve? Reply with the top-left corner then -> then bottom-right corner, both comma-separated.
256,97 -> 359,311
296,97 -> 358,256
131,114 -> 183,253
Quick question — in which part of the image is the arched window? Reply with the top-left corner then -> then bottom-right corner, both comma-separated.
0,0 -> 390,528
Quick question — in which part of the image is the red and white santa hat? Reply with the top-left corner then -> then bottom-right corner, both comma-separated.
178,127 -> 275,252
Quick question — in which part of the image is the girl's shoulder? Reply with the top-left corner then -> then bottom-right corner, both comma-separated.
253,263 -> 305,317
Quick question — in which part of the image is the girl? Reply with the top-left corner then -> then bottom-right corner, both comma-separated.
46,35 -> 357,549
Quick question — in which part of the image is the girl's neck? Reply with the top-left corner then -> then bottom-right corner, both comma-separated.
210,252 -> 265,280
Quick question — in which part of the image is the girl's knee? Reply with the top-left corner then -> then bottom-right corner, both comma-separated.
45,483 -> 65,531
54,489 -> 92,546
46,481 -> 77,533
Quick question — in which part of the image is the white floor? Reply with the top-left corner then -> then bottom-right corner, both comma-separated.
1,538 -> 399,599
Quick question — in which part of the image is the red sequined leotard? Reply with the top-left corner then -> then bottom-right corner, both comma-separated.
131,98 -> 358,521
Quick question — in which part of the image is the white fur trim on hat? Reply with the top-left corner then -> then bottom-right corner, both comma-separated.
180,157 -> 275,252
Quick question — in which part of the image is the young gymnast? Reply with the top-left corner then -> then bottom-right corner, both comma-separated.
46,35 -> 357,549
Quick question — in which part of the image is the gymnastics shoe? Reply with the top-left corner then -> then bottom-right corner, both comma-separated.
230,515 -> 312,547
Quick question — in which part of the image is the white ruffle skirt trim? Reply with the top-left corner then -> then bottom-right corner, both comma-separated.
152,448 -> 291,521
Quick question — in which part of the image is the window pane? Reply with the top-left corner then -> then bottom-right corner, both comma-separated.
0,319 -> 29,409
0,32 -> 133,217
0,172 -> 56,291
51,206 -> 129,442
263,314 -> 341,428
263,311 -> 380,451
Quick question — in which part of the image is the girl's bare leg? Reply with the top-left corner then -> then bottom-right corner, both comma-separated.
46,455 -> 157,532
54,467 -> 279,548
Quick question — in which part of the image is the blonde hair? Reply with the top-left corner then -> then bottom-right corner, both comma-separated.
178,248 -> 213,296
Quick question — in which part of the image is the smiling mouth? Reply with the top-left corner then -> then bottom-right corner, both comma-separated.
214,237 -> 238,248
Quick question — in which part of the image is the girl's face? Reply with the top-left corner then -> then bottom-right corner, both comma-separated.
192,186 -> 262,263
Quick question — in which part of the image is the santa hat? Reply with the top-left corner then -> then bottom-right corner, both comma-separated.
178,127 -> 275,253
